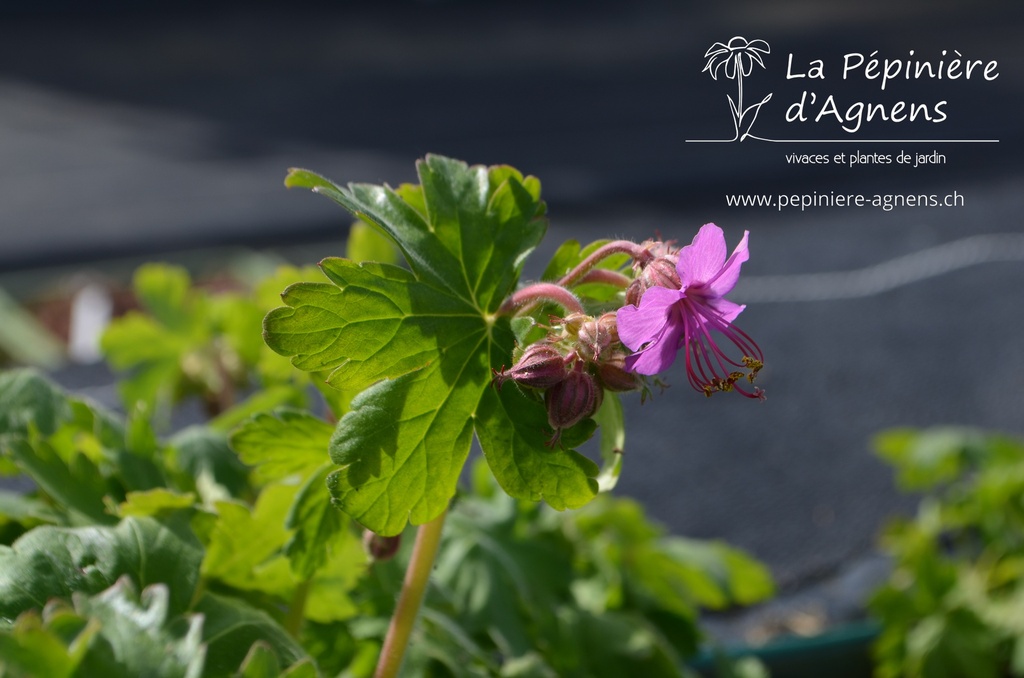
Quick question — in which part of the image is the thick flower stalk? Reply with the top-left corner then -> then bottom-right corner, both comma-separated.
616,223 -> 765,399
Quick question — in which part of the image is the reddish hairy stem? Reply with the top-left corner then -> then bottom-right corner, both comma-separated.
497,282 -> 585,317
576,268 -> 632,288
557,240 -> 652,288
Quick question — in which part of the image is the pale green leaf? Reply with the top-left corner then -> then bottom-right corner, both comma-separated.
132,263 -> 194,333
200,484 -> 296,592
237,641 -> 281,678
229,410 -> 333,484
284,464 -> 344,579
114,489 -> 197,518
72,577 -> 206,678
347,220 -> 400,265
592,393 -> 625,492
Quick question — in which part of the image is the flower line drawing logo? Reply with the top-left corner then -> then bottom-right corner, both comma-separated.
703,36 -> 774,142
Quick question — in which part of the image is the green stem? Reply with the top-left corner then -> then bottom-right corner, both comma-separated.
285,578 -> 312,637
374,508 -> 449,678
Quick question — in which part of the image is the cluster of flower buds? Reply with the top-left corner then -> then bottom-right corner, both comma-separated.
625,239 -> 681,306
493,312 -> 640,445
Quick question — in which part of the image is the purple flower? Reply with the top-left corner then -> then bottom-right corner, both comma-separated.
616,223 -> 764,398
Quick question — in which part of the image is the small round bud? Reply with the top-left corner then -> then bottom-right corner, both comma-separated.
645,256 -> 681,289
596,351 -> 641,392
576,317 -> 612,363
363,530 -> 402,562
495,342 -> 567,390
626,255 -> 680,306
560,313 -> 589,337
596,312 -> 619,341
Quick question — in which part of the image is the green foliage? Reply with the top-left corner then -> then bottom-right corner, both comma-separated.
268,156 -> 599,535
99,262 -> 312,426
0,335 -> 772,678
871,427 -> 1024,678
0,370 -> 365,677
0,154 -> 780,676
398,461 -> 774,677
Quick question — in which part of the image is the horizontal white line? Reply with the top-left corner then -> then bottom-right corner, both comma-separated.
733,233 -> 1024,303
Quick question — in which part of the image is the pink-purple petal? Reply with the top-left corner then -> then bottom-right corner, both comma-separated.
676,223 -> 727,287
616,286 -> 681,351
624,317 -> 684,375
708,297 -> 746,324
706,229 -> 750,297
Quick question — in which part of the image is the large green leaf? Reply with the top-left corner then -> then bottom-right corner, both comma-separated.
269,156 -> 598,535
193,592 -> 308,677
0,516 -> 202,620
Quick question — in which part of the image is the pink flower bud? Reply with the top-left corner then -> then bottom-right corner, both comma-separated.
626,255 -> 681,306
645,256 -> 682,289
596,351 -> 641,392
596,312 -> 620,342
545,366 -> 601,434
494,342 -> 567,390
576,317 -> 612,363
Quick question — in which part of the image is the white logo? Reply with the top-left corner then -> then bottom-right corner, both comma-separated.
702,37 -> 773,142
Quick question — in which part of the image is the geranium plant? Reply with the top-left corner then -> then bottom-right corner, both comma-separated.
266,155 -> 766,675
0,154 -> 772,677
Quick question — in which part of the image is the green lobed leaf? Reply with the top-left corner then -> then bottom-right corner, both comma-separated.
347,219 -> 400,265
0,368 -> 73,438
113,488 -> 197,518
170,426 -> 251,500
237,641 -> 281,678
284,464 -> 344,579
265,258 -> 481,393
0,516 -> 202,620
325,350 -> 482,535
5,437 -> 113,526
592,393 -> 625,492
303,530 -> 365,623
200,484 -> 295,593
193,592 -> 307,677
72,577 -> 206,678
272,156 -> 604,535
229,409 -> 333,484
475,384 -> 599,512
132,263 -> 195,333
0,608 -> 88,678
